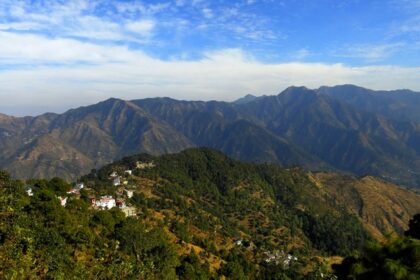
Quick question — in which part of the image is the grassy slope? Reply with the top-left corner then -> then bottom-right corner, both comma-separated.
310,172 -> 420,240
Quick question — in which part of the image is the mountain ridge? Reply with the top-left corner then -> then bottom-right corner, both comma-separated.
0,85 -> 419,187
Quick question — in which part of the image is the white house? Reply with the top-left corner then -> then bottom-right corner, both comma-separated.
25,186 -> 33,196
124,189 -> 134,198
113,177 -> 121,186
124,170 -> 132,176
235,240 -> 243,246
58,196 -> 67,206
67,188 -> 79,194
95,196 -> 116,209
109,171 -> 118,178
75,182 -> 84,190
122,206 -> 136,217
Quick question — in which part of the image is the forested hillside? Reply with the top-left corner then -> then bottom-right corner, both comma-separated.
2,149 -> 419,279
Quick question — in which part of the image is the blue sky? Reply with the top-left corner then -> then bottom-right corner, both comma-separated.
0,0 -> 420,116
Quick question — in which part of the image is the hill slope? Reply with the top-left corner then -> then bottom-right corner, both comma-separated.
2,148 -> 419,278
0,98 -> 193,180
309,172 -> 420,240
86,148 -> 420,246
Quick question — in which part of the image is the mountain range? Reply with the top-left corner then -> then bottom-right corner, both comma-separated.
0,84 -> 419,187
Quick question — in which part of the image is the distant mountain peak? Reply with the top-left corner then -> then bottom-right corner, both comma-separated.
278,86 -> 319,101
284,85 -> 310,90
100,97 -> 126,105
317,84 -> 419,95
280,86 -> 315,95
232,94 -> 258,104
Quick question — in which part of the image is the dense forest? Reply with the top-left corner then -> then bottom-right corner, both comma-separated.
1,148 -> 419,279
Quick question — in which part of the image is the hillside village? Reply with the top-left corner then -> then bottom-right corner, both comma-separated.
25,161 -> 156,217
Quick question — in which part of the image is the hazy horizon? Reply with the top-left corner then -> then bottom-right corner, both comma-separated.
1,83 -> 419,117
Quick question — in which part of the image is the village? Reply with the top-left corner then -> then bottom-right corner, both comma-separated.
24,161 -> 156,217
234,239 -> 298,267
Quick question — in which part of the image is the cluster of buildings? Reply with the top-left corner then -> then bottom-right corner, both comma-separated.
90,195 -> 136,216
109,170 -> 133,186
67,182 -> 84,195
91,195 -> 116,209
23,163 -> 152,216
61,182 -> 85,206
108,161 -> 154,187
83,169 -> 139,216
263,250 -> 298,268
136,161 -> 155,169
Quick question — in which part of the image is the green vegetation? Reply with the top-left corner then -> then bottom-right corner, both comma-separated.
1,148 -> 418,279
0,171 -> 179,279
333,215 -> 420,279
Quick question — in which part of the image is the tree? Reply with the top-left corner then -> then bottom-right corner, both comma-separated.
333,237 -> 420,279
405,213 -> 420,239
115,218 -> 179,278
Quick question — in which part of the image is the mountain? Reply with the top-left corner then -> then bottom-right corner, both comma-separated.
0,85 -> 419,187
317,84 -> 420,122
131,97 -> 320,168
309,172 -> 420,240
234,86 -> 420,186
232,94 -> 259,104
2,148 -> 419,278
0,98 -> 193,180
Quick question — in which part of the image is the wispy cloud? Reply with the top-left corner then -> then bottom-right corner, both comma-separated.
201,8 -> 214,19
125,20 -> 156,36
0,0 -> 285,48
291,48 -> 312,60
336,43 -> 406,62
389,0 -> 420,37
0,0 -> 159,43
0,31 -> 140,64
397,15 -> 420,34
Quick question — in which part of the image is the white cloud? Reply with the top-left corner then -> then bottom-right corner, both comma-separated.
337,43 -> 406,61
175,0 -> 186,6
0,1 -> 157,42
292,48 -> 311,60
398,14 -> 420,34
0,21 -> 44,31
390,0 -> 420,37
125,20 -> 156,36
0,33 -> 419,116
202,8 -> 213,19
192,0 -> 205,6
0,31 -> 140,63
